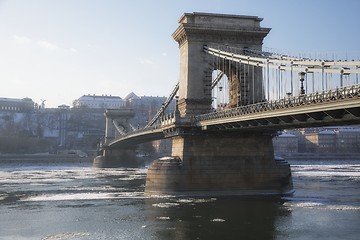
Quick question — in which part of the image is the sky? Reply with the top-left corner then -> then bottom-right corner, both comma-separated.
0,0 -> 359,108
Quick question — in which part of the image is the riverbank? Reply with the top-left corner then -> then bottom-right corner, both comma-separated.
0,154 -> 93,165
1,153 -> 359,168
280,153 -> 360,162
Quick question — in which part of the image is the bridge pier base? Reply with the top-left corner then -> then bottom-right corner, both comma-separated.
145,131 -> 293,197
93,148 -> 139,168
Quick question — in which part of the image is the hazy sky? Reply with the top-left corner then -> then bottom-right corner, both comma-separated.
1,0 -> 359,107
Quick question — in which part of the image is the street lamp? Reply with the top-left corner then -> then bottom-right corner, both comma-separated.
299,71 -> 306,95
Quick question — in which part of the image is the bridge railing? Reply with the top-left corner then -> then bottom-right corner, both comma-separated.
160,112 -> 177,126
109,125 -> 160,142
196,84 -> 360,122
110,83 -> 360,143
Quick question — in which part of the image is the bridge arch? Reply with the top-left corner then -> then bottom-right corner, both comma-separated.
172,12 -> 270,116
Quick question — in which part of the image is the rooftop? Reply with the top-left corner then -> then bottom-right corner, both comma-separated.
80,94 -> 123,100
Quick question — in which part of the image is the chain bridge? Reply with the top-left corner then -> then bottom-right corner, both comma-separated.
94,12 -> 360,197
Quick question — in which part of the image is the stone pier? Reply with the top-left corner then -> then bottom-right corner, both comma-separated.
93,147 -> 138,168
94,12 -> 294,195
93,108 -> 139,168
145,13 -> 292,196
145,130 -> 293,196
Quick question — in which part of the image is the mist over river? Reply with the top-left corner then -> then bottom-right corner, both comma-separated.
0,160 -> 360,240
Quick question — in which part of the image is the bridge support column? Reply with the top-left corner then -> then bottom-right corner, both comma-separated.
93,108 -> 139,168
145,131 -> 293,196
172,12 -> 270,117
93,147 -> 139,168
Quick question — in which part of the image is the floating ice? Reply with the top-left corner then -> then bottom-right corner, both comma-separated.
211,218 -> 226,222
291,164 -> 360,179
176,198 -> 216,204
41,231 -> 90,240
20,191 -> 145,202
156,216 -> 170,220
326,205 -> 360,211
152,202 -> 180,208
0,193 -> 8,201
295,202 -> 324,208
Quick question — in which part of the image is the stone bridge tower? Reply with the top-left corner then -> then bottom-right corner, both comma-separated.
94,108 -> 137,168
172,12 -> 270,116
145,13 -> 293,197
103,109 -> 135,144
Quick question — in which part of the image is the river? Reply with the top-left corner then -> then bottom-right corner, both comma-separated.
0,160 -> 359,240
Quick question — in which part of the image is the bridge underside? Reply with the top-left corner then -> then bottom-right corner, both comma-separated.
145,130 -> 293,197
197,97 -> 360,131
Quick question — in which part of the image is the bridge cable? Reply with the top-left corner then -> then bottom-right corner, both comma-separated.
267,60 -> 270,100
305,69 -> 308,93
229,54 -> 232,106
146,54 -> 232,128
144,82 -> 179,129
239,59 -> 242,104
290,63 -> 294,97
252,64 -> 255,104
278,67 -> 281,99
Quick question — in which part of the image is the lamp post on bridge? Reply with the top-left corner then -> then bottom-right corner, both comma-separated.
299,71 -> 306,95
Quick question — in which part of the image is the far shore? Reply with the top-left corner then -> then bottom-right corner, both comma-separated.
0,153 -> 93,164
278,152 -> 360,162
1,152 -> 359,166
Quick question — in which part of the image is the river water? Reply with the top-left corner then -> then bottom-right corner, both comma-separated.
0,160 -> 360,240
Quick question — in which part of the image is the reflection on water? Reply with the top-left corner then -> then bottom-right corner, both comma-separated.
0,161 -> 360,240
144,197 -> 290,240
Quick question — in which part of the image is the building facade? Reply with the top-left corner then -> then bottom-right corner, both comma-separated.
273,133 -> 298,155
304,130 -> 337,153
336,128 -> 360,153
273,127 -> 360,155
0,97 -> 34,112
73,95 -> 126,109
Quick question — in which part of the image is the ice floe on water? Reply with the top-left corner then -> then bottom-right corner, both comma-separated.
326,205 -> 360,211
0,168 -> 147,186
293,202 -> 324,208
41,231 -> 90,240
291,164 -> 360,181
0,193 -> 8,201
156,216 -> 171,220
152,202 -> 180,208
291,164 -> 360,178
150,197 -> 216,208
286,201 -> 360,211
283,198 -> 360,211
20,191 -> 145,202
176,198 -> 216,204
211,218 -> 226,222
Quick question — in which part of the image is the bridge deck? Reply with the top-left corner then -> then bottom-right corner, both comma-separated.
108,127 -> 164,148
196,85 -> 360,130
197,97 -> 360,131
108,85 -> 360,148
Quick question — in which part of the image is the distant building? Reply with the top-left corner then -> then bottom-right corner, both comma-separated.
336,128 -> 360,153
0,97 -> 34,113
0,93 -> 173,155
125,92 -> 175,128
73,94 -> 126,109
124,92 -> 141,107
304,130 -> 337,153
273,127 -> 360,154
273,132 -> 298,155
